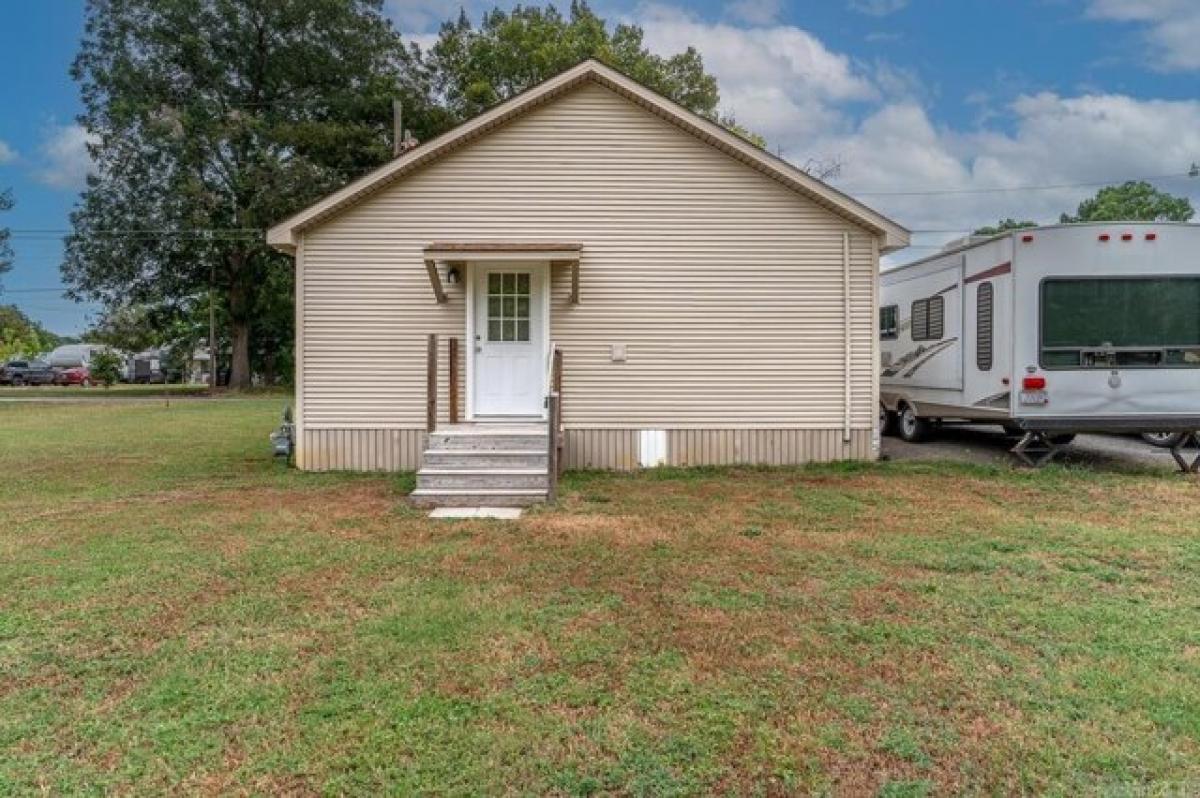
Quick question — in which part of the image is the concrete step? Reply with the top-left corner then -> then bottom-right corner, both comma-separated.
428,432 -> 548,451
409,488 -> 547,508
417,469 -> 548,491
421,449 -> 549,469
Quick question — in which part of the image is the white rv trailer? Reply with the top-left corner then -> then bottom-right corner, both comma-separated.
879,222 -> 1200,465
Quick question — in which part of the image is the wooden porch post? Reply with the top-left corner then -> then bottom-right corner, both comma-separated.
426,333 -> 437,433
448,337 -> 459,424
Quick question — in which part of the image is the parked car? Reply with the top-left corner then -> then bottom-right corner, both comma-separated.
0,359 -> 57,386
53,365 -> 93,387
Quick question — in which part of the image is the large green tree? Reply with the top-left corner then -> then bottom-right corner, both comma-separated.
1060,180 -> 1194,223
428,2 -> 762,144
64,0 -> 432,388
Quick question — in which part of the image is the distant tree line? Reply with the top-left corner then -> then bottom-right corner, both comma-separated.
0,305 -> 75,362
973,181 -> 1194,235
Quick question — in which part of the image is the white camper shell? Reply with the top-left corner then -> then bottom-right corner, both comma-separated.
880,223 -> 1200,460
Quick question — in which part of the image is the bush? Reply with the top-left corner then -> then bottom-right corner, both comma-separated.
90,350 -> 123,387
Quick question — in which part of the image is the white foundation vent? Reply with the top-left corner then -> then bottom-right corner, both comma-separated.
638,429 -> 667,468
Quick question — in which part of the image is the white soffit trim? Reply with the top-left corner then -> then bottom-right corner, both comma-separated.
266,59 -> 910,254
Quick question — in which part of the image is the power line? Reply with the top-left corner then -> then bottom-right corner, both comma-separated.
849,171 -> 1195,197
2,168 -> 1192,244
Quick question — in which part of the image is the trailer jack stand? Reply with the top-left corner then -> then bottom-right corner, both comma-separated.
1011,432 -> 1066,468
1169,433 -> 1200,475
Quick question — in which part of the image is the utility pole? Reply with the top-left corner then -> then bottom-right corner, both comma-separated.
393,99 -> 403,157
393,98 -> 417,155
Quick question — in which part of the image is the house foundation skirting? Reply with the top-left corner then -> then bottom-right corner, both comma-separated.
298,427 -> 876,473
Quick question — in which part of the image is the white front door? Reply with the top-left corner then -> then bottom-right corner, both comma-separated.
472,264 -> 547,417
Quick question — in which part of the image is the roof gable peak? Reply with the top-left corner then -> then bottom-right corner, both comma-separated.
268,59 -> 908,253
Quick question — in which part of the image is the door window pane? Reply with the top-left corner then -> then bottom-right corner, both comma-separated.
485,271 -> 533,342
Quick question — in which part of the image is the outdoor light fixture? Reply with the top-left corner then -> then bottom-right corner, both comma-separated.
446,265 -> 461,285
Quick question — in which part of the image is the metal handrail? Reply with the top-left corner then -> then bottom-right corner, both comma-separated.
544,341 -> 558,397
545,342 -> 562,501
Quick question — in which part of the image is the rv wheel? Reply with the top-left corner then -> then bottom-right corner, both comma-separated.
897,404 -> 930,443
1141,431 -> 1186,448
879,403 -> 895,436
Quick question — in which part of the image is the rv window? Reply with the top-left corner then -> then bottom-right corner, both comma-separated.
977,282 -> 993,371
879,305 -> 898,340
911,296 -> 944,342
1040,277 -> 1200,369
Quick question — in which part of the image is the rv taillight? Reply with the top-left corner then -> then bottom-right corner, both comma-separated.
1121,233 -> 1133,241
1098,233 -> 1110,242
1021,234 -> 1034,243
1022,376 -> 1046,390
1145,233 -> 1157,241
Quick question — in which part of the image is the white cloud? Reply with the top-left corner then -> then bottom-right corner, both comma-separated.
35,124 -> 96,191
1086,0 -> 1200,71
820,93 -> 1200,260
630,4 -> 1198,258
848,0 -> 909,16
726,0 -> 782,26
636,4 -> 878,145
0,140 -> 15,164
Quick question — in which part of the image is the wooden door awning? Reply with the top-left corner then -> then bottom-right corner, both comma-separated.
423,242 -> 582,304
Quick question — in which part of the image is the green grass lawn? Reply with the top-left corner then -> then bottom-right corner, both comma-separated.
2,398 -> 1199,795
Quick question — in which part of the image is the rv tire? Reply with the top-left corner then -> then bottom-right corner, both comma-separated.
879,403 -> 895,436
897,404 -> 930,443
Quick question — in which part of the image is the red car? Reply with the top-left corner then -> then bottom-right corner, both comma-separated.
53,366 -> 93,386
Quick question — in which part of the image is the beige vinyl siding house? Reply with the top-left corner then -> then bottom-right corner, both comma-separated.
269,60 -> 908,478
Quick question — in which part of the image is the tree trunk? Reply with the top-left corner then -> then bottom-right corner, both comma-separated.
227,254 -> 253,389
229,318 -> 252,389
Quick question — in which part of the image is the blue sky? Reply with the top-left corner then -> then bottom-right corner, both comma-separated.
2,0 -> 1198,334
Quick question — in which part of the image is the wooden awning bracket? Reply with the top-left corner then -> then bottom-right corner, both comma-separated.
551,259 -> 580,305
424,259 -> 447,304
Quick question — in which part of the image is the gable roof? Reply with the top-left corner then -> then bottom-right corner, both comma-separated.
266,59 -> 910,254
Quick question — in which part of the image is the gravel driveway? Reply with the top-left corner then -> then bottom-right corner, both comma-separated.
882,424 -> 1196,474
